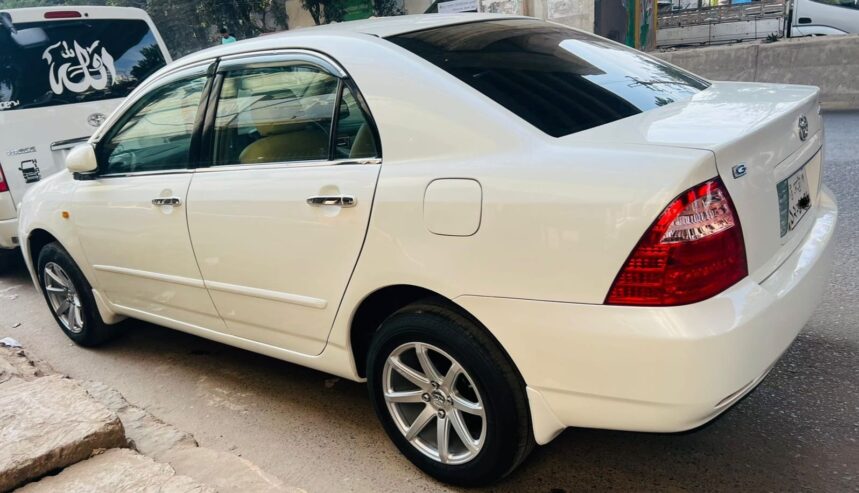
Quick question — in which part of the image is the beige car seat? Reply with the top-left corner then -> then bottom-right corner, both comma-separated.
239,121 -> 329,164
349,123 -> 377,159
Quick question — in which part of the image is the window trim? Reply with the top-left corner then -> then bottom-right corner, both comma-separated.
92,62 -> 217,179
197,50 -> 382,171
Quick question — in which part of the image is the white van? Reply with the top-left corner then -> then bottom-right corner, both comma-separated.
790,0 -> 859,36
0,6 -> 170,267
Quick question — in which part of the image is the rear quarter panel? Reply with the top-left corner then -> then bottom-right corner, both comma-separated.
311,35 -> 720,351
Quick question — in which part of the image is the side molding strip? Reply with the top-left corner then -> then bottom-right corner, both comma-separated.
204,280 -> 328,309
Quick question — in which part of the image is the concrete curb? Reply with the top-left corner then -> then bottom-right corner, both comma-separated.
0,343 -> 304,493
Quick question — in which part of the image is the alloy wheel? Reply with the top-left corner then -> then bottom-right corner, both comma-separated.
43,262 -> 84,334
382,342 -> 487,465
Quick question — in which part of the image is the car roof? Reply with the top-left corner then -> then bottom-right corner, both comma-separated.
172,14 -> 529,68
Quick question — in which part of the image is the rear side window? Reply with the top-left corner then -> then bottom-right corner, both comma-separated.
211,63 -> 379,166
0,18 -> 166,112
212,65 -> 339,166
388,19 -> 709,137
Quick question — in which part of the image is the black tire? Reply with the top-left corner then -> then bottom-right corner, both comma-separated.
36,242 -> 117,346
367,300 -> 534,486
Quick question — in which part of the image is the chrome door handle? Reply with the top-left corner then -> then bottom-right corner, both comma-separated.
306,195 -> 356,208
152,197 -> 182,207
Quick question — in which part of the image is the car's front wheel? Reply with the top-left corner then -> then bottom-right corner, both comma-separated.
37,242 -> 116,346
367,301 -> 533,486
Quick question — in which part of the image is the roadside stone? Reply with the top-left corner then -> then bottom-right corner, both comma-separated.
81,381 -> 198,459
15,448 -> 214,493
0,346 -> 53,387
0,375 -> 126,492
161,446 -> 302,493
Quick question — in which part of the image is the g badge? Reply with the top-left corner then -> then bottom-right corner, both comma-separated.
732,163 -> 747,179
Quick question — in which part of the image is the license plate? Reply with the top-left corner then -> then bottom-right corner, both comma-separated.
777,166 -> 812,237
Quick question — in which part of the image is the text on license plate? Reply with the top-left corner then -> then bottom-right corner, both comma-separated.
777,166 -> 811,237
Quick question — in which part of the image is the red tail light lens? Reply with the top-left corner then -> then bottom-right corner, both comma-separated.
606,178 -> 747,306
44,11 -> 82,19
0,164 -> 8,193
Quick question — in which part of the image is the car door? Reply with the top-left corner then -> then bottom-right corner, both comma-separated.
73,63 -> 227,332
186,53 -> 381,355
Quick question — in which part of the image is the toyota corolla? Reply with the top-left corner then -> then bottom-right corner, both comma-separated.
17,14 -> 837,486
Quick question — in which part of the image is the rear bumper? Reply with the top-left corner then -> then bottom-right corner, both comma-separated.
0,218 -> 19,250
456,186 -> 837,444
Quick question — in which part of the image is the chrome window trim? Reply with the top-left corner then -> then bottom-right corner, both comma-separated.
217,49 -> 347,77
194,157 -> 381,174
95,169 -> 194,180
94,158 -> 380,179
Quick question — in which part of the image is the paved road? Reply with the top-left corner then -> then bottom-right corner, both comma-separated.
1,113 -> 857,492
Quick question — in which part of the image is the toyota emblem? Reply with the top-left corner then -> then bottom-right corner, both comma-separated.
87,113 -> 106,128
798,115 -> 809,141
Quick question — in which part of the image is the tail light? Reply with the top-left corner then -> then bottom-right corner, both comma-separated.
606,178 -> 747,306
44,11 -> 82,19
0,164 -> 8,193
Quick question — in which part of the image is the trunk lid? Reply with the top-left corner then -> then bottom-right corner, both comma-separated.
570,81 -> 823,282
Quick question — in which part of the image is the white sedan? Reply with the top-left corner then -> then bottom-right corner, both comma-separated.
17,14 -> 837,485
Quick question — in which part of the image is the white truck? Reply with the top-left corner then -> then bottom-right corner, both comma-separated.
0,6 -> 171,269
657,0 -> 859,47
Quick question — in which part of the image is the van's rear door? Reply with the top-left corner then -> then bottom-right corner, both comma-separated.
0,6 -> 170,206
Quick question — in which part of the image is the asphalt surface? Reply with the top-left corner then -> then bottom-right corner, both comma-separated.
1,112 -> 857,492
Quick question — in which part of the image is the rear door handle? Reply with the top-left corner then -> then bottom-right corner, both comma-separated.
152,197 -> 182,206
306,195 -> 356,208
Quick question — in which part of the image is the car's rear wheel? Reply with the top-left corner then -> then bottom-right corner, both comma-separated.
367,300 -> 533,486
37,242 -> 116,346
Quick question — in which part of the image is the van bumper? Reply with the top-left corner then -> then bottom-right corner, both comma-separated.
0,218 -> 19,250
456,186 -> 837,444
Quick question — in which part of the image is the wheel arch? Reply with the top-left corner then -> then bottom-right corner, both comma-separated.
27,227 -> 124,325
348,284 -> 527,389
27,228 -> 60,270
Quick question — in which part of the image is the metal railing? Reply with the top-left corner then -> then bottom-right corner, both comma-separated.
658,0 -> 787,28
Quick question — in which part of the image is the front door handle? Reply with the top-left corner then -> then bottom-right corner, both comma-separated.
306,195 -> 356,208
152,197 -> 182,207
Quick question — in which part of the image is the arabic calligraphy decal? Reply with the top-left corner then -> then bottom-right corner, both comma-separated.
41,40 -> 118,95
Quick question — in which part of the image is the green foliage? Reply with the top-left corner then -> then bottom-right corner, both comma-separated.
300,0 -> 348,25
0,0 -> 289,56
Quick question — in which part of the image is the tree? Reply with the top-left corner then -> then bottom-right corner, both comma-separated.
373,0 -> 405,17
300,0 -> 348,25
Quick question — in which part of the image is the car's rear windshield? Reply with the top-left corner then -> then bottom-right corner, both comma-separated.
387,19 -> 710,137
0,17 -> 167,112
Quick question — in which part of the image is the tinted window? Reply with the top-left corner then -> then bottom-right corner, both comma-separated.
334,85 -> 378,159
388,19 -> 709,137
212,65 -> 339,166
810,0 -> 858,9
99,75 -> 206,174
0,18 -> 167,112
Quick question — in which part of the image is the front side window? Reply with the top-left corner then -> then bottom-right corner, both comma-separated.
388,19 -> 710,137
212,64 -> 339,166
0,18 -> 167,112
809,0 -> 859,9
98,75 -> 207,175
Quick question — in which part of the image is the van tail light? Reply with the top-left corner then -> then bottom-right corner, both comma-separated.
606,178 -> 747,306
44,11 -> 82,19
0,164 -> 8,193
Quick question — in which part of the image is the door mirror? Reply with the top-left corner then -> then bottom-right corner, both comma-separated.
66,144 -> 98,174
